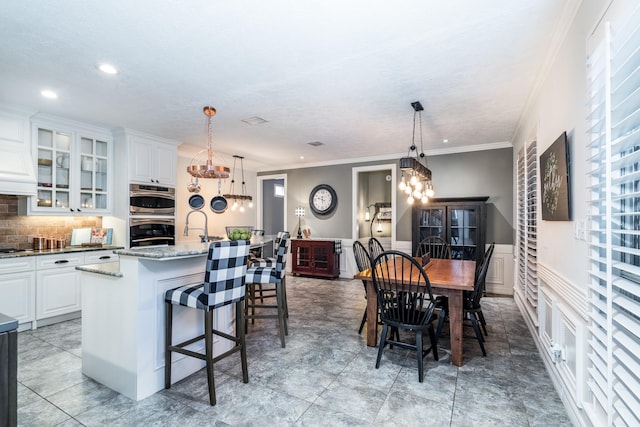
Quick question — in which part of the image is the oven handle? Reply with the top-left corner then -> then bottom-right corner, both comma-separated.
130,218 -> 175,226
130,206 -> 175,215
130,190 -> 176,200
131,236 -> 176,243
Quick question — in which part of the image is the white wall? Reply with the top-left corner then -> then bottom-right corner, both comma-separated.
511,1 -> 613,425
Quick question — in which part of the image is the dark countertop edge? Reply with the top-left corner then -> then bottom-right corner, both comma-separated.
76,262 -> 123,277
0,312 -> 18,333
0,246 -> 124,260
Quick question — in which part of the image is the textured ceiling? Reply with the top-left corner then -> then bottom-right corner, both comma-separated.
0,0 -> 571,171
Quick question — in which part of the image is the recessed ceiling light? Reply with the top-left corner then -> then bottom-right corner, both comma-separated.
241,116 -> 268,125
443,139 -> 449,143
98,63 -> 118,74
41,90 -> 57,99
300,156 -> 305,160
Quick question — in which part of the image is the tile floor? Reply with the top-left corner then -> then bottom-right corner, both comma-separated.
16,275 -> 572,426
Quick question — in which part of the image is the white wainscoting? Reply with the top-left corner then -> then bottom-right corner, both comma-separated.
517,263 -> 589,427
485,244 -> 514,296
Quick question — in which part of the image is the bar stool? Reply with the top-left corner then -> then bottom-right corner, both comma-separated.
245,232 -> 290,347
247,232 -> 287,304
164,240 -> 250,406
248,231 -> 286,267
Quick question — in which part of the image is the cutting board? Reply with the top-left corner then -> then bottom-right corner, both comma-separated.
70,228 -> 92,245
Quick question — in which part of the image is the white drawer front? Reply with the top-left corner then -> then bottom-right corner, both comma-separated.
0,256 -> 36,274
36,253 -> 84,269
84,250 -> 119,264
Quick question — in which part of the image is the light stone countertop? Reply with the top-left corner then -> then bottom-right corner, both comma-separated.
76,238 -> 274,276
76,261 -> 123,277
114,237 -> 274,260
0,245 -> 123,260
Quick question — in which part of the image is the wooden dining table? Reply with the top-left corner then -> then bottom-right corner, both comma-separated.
353,257 -> 476,367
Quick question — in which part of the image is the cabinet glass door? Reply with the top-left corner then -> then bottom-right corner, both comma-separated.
449,207 -> 478,260
79,137 -> 109,210
312,245 -> 329,270
418,207 -> 445,240
36,128 -> 71,210
295,245 -> 311,268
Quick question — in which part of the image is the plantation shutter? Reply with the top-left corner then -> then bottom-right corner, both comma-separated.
586,2 -> 640,425
516,141 -> 538,323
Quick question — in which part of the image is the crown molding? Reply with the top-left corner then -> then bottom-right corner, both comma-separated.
255,141 -> 512,173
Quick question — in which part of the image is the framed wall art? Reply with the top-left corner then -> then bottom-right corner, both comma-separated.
540,131 -> 571,221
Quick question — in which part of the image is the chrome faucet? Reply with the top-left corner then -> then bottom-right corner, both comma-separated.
184,210 -> 209,243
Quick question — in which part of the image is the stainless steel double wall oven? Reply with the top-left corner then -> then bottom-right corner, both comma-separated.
129,184 -> 176,247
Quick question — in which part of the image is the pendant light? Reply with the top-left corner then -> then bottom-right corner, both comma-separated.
398,101 -> 434,204
186,106 -> 230,179
223,155 -> 253,211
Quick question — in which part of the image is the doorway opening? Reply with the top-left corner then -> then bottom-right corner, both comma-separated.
352,164 -> 396,248
257,174 -> 286,236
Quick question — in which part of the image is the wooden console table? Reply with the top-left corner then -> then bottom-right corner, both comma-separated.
291,238 -> 341,279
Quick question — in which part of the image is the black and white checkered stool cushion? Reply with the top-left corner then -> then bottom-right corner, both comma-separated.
165,240 -> 250,310
246,232 -> 290,283
248,231 -> 288,268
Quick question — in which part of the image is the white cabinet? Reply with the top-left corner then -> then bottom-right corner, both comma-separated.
26,115 -> 113,215
35,253 -> 84,320
0,107 -> 36,195
0,257 -> 36,325
128,135 -> 176,186
0,250 -> 121,326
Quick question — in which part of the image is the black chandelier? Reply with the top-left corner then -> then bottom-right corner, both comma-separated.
223,155 -> 253,212
399,101 -> 434,204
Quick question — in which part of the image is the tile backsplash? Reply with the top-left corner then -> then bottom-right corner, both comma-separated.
0,195 -> 102,250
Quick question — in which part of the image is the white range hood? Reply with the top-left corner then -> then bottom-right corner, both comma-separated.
0,108 -> 36,196
0,152 -> 36,196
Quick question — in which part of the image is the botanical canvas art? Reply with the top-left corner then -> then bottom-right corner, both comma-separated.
541,132 -> 571,221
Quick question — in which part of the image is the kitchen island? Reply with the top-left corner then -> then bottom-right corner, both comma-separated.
77,237 -> 272,401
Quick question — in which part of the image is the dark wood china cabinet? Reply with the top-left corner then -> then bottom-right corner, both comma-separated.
412,197 -> 488,264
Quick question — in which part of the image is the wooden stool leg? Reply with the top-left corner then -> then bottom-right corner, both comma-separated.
249,284 -> 256,324
236,300 -> 249,383
276,281 -> 286,348
204,310 -> 216,405
164,301 -> 172,389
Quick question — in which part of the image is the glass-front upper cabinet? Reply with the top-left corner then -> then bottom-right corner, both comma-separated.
78,136 -> 109,211
412,197 -> 488,264
31,118 -> 112,215
36,128 -> 72,210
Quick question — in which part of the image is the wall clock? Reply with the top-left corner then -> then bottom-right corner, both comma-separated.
309,184 -> 338,216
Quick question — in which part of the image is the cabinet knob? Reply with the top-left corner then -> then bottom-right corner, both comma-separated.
69,208 -> 75,212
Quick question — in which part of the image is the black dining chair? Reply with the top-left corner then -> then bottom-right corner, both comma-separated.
368,237 -> 385,261
436,242 -> 495,356
371,250 -> 439,382
415,235 -> 452,260
353,240 -> 373,334
475,242 -> 495,333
